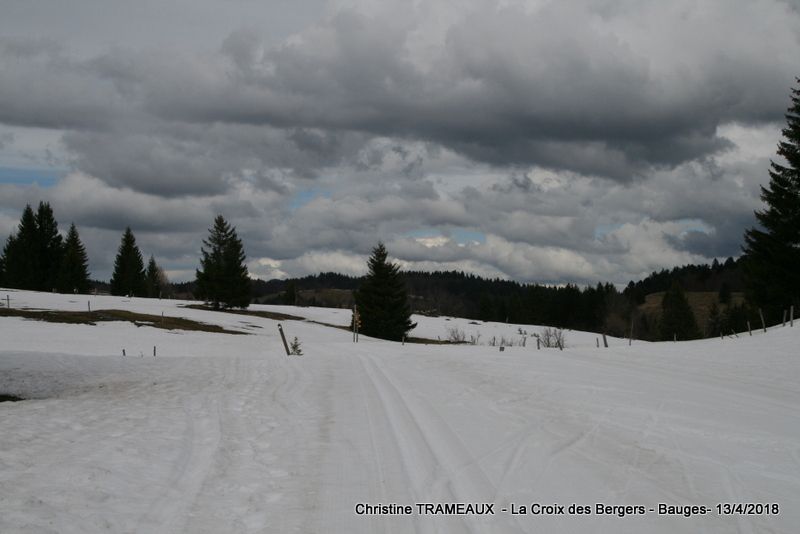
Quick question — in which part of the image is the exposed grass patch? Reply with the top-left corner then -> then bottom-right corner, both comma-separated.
182,304 -> 306,322
183,304 -> 447,344
0,307 -> 246,335
0,394 -> 24,402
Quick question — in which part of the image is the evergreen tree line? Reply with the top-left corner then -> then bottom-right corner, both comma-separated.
1,205 -> 252,308
1,202 -> 90,293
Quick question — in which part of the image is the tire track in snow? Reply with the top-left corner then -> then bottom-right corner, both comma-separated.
137,394 -> 222,533
359,354 -> 524,534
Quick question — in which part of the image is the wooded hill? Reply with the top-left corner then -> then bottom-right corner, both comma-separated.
168,256 -> 757,341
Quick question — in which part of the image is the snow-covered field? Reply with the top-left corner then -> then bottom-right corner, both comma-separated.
1,288 -> 798,533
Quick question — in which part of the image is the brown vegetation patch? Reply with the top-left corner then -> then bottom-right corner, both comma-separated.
182,304 -> 305,322
0,307 -> 246,335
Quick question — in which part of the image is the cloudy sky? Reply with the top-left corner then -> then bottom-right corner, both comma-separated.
1,0 -> 798,285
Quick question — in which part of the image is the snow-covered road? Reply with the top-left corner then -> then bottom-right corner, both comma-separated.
1,290 -> 798,533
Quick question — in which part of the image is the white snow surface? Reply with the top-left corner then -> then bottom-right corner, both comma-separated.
1,288 -> 798,533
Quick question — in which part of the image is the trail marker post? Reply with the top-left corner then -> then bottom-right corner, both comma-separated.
277,324 -> 291,356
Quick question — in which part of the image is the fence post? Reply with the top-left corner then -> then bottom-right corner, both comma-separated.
602,333 -> 608,348
277,324 -> 290,356
596,337 -> 599,348
759,308 -> 766,333
153,346 -> 157,357
5,295 -> 9,308
536,337 -> 540,350
747,320 -> 752,336
783,309 -> 787,327
791,305 -> 795,327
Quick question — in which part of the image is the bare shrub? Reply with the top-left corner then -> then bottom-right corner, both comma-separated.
447,327 -> 467,343
537,327 -> 566,348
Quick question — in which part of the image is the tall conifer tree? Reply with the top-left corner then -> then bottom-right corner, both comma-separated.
145,255 -> 161,298
354,243 -> 416,341
196,215 -> 251,309
35,201 -> 63,291
109,227 -> 146,297
58,223 -> 91,293
742,78 -> 800,319
659,282 -> 700,341
2,204 -> 41,290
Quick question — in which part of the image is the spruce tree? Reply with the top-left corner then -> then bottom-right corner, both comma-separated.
659,282 -> 700,341
742,78 -> 800,320
35,201 -> 63,291
58,223 -> 91,293
109,227 -> 146,297
145,255 -> 161,298
195,215 -> 251,309
354,243 -> 416,341
2,205 -> 41,290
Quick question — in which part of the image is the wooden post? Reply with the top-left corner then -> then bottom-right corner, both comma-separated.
596,337 -> 599,348
791,305 -> 795,327
88,301 -> 91,313
674,333 -> 677,343
720,331 -> 723,340
783,309 -> 787,327
759,308 -> 766,333
557,338 -> 563,351
161,311 -> 164,327
277,324 -> 290,356
536,337 -> 540,350
402,335 -> 405,346
122,349 -> 126,357
153,346 -> 157,357
602,333 -> 608,348
629,319 -> 634,346
522,336 -> 526,347
747,320 -> 752,336
5,295 -> 9,308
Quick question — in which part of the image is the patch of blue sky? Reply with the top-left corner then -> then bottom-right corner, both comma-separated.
288,188 -> 332,210
451,229 -> 485,244
677,218 -> 712,234
594,223 -> 623,239
0,166 -> 65,187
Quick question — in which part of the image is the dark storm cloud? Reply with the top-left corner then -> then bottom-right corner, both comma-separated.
123,1 -> 798,181
0,0 -> 797,283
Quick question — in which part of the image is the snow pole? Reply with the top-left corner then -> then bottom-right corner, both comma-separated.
277,324 -> 291,356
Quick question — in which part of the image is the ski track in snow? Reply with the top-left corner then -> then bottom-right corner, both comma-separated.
1,289 -> 799,533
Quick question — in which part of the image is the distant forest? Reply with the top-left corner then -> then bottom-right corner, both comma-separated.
166,256 -> 751,341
